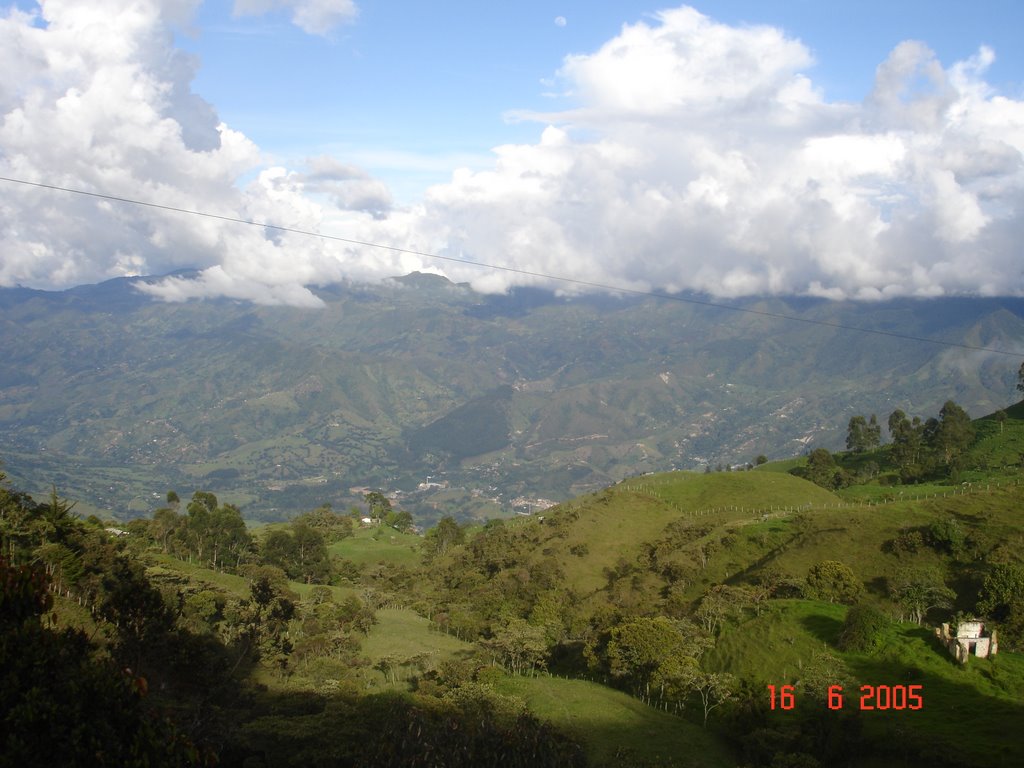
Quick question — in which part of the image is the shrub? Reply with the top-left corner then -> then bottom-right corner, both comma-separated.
836,603 -> 889,653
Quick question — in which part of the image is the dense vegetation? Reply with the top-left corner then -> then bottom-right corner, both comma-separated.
3,396 -> 1024,766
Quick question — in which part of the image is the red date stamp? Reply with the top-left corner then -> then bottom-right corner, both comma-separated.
768,684 -> 923,711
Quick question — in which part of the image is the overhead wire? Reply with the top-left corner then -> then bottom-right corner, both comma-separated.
0,174 -> 1022,358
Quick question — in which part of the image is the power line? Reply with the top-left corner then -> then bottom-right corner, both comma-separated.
1,174 -> 1021,358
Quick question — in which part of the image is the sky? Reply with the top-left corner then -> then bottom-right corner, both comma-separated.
1,0 -> 1023,306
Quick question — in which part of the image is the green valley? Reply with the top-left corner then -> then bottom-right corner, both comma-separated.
2,275 -> 1023,526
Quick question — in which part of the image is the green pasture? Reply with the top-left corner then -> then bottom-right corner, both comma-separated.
328,526 -> 422,567
705,598 -> 1024,767
494,674 -> 734,767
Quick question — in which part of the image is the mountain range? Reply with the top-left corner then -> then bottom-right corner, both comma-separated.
1,271 -> 1022,523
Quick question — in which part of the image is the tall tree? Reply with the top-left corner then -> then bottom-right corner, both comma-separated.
798,448 -> 849,489
363,491 -> 392,523
291,522 -> 330,584
389,510 -> 415,533
208,504 -> 252,571
889,409 -> 924,478
846,415 -> 880,453
262,529 -> 298,572
932,400 -> 975,466
294,504 -> 353,543
846,416 -> 868,452
185,491 -> 218,564
426,516 -> 464,556
149,507 -> 182,555
483,618 -> 549,676
606,616 -> 710,700
865,414 -> 882,449
0,558 -> 210,766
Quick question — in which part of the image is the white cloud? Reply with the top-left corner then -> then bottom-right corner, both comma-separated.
413,7 -> 1024,300
232,0 -> 357,36
0,0 -> 416,304
556,7 -> 818,120
554,16 -> 566,28
1,3 -> 1023,305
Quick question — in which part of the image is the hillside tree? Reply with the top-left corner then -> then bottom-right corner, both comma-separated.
889,566 -> 956,624
796,448 -> 851,490
687,670 -> 736,728
977,563 -> 1024,621
426,515 -> 464,556
294,504 -> 353,543
805,560 -> 864,604
932,400 -> 975,466
0,557 -> 210,766
846,415 -> 880,453
483,618 -> 549,676
846,416 -> 868,452
364,491 -> 392,523
208,503 -> 251,571
889,409 -> 926,481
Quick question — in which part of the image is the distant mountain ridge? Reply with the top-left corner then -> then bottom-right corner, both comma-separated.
1,272 -> 1022,522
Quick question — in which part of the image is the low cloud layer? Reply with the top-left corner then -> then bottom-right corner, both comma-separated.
1,3 -> 1022,305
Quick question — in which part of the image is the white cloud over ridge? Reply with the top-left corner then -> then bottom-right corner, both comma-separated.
1,3 -> 1023,306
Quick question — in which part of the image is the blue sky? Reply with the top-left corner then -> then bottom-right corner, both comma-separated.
2,1 -> 1023,305
175,1 -> 1024,202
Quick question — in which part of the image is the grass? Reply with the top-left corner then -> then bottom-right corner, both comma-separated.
619,470 -> 841,512
704,599 -> 847,681
754,457 -> 805,474
551,471 -> 843,593
493,674 -> 734,767
328,526 -> 422,567
704,598 -> 1024,767
358,607 -> 473,689
361,607 -> 471,663
845,629 -> 1024,767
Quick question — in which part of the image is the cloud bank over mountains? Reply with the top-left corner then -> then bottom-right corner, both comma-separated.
1,2 -> 1022,306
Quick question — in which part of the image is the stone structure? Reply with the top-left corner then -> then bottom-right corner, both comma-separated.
936,620 -> 998,663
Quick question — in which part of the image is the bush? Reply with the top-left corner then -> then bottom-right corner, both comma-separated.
927,517 -> 965,557
885,527 -> 925,556
836,603 -> 889,653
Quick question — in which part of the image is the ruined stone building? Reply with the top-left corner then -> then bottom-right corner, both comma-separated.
936,620 -> 998,663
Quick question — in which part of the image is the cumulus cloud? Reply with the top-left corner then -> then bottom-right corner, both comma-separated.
1,3 -> 1023,305
0,0 -> 416,305
421,7 -> 1024,299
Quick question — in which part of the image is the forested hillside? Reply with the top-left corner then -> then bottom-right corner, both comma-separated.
3,401 -> 1024,766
